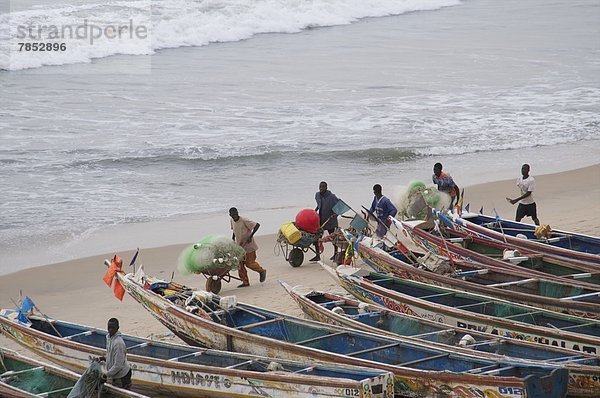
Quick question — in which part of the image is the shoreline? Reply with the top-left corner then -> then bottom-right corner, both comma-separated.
1,162 -> 599,355
2,139 -> 599,276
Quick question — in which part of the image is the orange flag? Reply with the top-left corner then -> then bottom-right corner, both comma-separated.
113,279 -> 125,301
103,255 -> 123,286
102,255 -> 125,302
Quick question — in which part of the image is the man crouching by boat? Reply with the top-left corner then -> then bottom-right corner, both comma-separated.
97,318 -> 132,389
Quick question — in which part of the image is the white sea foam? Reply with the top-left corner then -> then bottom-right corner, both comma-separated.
0,0 -> 461,71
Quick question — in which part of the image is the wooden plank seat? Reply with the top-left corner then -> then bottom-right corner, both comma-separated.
63,330 -> 94,340
454,301 -> 494,310
347,342 -> 400,357
487,278 -> 536,288
1,366 -> 44,378
225,360 -> 254,369
397,353 -> 448,367
410,329 -> 454,339
419,292 -> 455,300
167,351 -> 204,362
236,317 -> 284,331
296,331 -> 347,346
560,291 -> 600,301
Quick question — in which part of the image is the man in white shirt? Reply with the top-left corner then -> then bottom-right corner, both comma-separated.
506,164 -> 540,225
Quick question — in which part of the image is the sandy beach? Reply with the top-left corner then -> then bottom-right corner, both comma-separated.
1,164 -> 599,355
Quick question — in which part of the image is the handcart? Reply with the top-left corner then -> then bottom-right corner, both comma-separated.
199,266 -> 241,294
276,199 -> 367,267
277,230 -> 323,267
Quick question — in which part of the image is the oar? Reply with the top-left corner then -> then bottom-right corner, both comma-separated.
10,297 -> 63,338
433,218 -> 455,269
33,304 -> 64,339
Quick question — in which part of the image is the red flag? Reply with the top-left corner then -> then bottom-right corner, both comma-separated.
113,279 -> 125,301
103,255 -> 123,287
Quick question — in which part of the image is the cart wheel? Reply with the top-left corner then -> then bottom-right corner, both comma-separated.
205,278 -> 222,294
288,248 -> 304,267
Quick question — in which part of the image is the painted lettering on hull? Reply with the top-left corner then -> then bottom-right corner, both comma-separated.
455,321 -> 596,354
171,371 -> 232,389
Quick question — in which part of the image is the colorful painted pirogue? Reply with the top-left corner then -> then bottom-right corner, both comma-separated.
112,268 -> 570,398
0,309 -> 394,398
462,213 -> 600,256
0,348 -> 148,398
280,282 -> 600,397
397,218 -> 600,287
348,233 -> 600,319
444,213 -> 600,265
323,264 -> 600,356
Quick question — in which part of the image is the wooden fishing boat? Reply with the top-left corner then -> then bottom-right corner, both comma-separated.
349,233 -> 600,319
446,213 -> 600,265
113,269 -> 569,398
0,348 -> 147,398
323,264 -> 600,356
398,218 -> 600,287
0,309 -> 394,398
281,282 -> 600,397
462,213 -> 600,255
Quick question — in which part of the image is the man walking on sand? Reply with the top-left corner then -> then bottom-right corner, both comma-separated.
506,164 -> 540,225
229,207 -> 267,287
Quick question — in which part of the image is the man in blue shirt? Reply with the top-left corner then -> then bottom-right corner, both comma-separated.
368,184 -> 397,239
312,181 -> 339,261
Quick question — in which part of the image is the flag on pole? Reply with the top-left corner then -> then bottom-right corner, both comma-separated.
493,208 -> 501,222
438,212 -> 454,230
129,249 -> 139,267
103,255 -> 126,301
17,296 -> 35,323
349,215 -> 368,232
21,296 -> 35,312
332,199 -> 351,216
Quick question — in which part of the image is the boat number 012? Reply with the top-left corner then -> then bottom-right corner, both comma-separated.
334,387 -> 359,396
498,387 -> 523,395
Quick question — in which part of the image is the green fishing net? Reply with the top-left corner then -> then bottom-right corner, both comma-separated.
0,354 -> 73,397
408,180 -> 426,192
398,180 -> 449,220
178,235 -> 245,275
67,361 -> 103,398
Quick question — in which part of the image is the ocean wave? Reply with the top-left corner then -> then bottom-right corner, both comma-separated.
3,129 -> 599,171
0,0 -> 461,71
67,146 -> 420,168
0,145 -> 419,171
